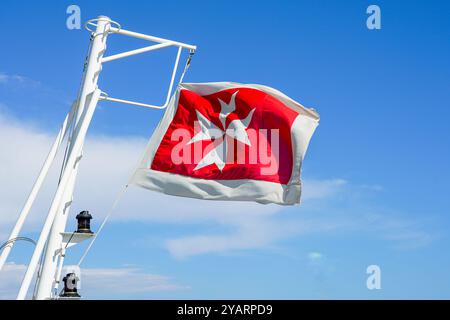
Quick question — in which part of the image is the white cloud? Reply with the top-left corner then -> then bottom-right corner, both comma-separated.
0,72 -> 41,86
0,108 -> 434,262
308,252 -> 323,261
165,216 -> 294,259
301,179 -> 347,201
81,267 -> 188,296
0,109 -> 340,235
362,212 -> 435,249
0,263 -> 27,299
0,262 -> 186,299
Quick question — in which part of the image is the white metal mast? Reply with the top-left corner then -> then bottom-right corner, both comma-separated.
3,15 -> 196,300
32,17 -> 111,299
0,106 -> 76,272
16,17 -> 109,300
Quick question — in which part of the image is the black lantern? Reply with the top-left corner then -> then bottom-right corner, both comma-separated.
60,273 -> 80,298
76,210 -> 93,233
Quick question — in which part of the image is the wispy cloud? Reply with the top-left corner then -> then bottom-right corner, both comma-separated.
165,217 -> 294,260
308,252 -> 324,262
0,72 -> 72,108
363,212 -> 435,249
0,263 -> 27,299
80,267 -> 189,298
301,179 -> 347,201
0,73 -> 8,83
0,72 -> 41,87
0,263 -> 186,299
0,109 -> 436,262
0,109 -> 336,233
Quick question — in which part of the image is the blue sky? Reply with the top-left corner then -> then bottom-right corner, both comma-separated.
0,0 -> 449,299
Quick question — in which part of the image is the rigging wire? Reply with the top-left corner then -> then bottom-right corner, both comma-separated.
77,185 -> 128,266
178,49 -> 195,84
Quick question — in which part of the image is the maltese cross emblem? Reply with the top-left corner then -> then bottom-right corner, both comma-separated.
188,91 -> 255,171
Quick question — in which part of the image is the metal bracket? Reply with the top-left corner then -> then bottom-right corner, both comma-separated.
85,17 -> 121,34
55,232 -> 94,256
95,24 -> 196,110
99,46 -> 184,110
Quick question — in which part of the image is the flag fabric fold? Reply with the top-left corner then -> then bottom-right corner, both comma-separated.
129,82 -> 319,205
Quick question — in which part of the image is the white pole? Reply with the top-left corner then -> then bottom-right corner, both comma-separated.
17,89 -> 102,300
33,17 -> 111,300
101,42 -> 172,63
0,102 -> 77,272
110,27 -> 197,50
18,16 -> 111,300
52,247 -> 66,297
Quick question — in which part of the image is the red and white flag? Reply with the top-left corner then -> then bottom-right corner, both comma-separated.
130,82 -> 319,205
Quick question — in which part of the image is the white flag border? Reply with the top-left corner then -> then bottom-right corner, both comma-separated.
129,82 -> 319,205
